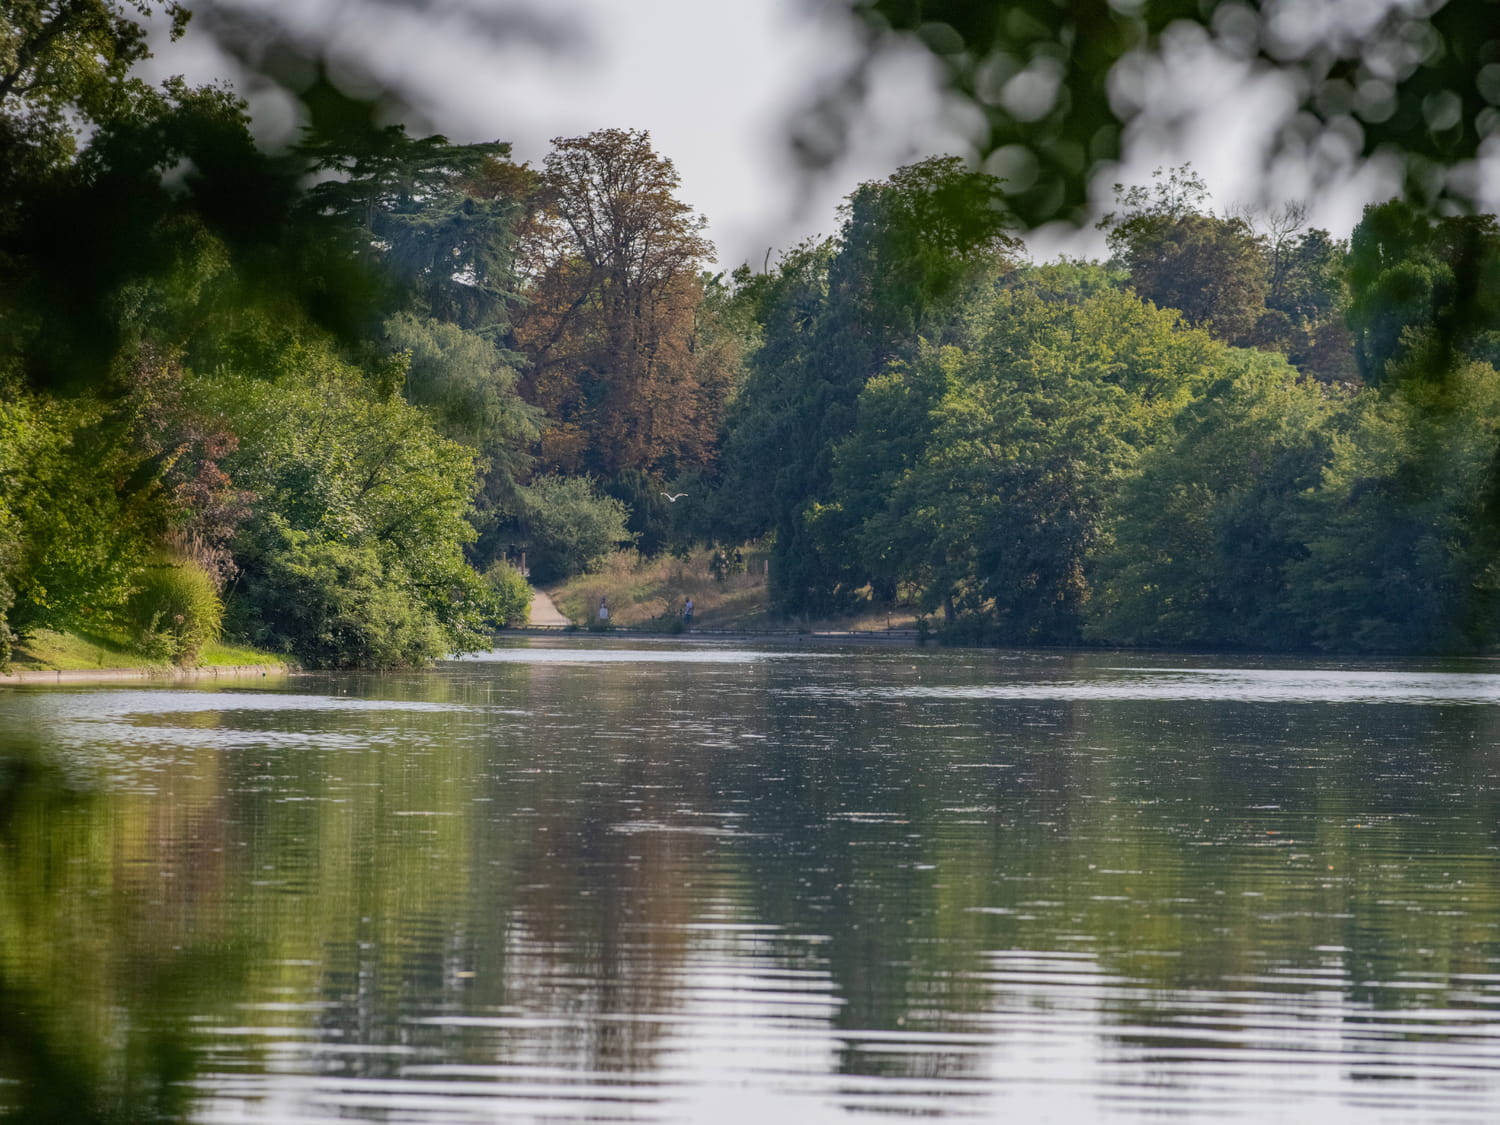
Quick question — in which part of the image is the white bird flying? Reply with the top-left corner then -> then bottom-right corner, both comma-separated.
661,492 -> 687,502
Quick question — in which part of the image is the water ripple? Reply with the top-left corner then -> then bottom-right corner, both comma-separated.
818,667 -> 1500,705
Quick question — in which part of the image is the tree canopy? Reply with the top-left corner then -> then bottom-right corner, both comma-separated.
514,128 -> 722,479
1,1 -> 189,156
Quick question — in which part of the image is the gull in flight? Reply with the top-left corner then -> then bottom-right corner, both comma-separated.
661,492 -> 687,502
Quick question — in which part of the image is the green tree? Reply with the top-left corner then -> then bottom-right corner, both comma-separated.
0,0 -> 189,180
1345,199 -> 1500,385
713,240 -> 835,550
1087,352 -> 1338,648
203,355 -> 492,667
1287,358 -> 1500,652
300,124 -> 526,335
0,22 -> 311,657
230,522 -> 458,669
508,474 -> 632,584
5,72 -> 384,397
381,312 -> 538,477
808,350 -> 949,609
0,8 -> 522,668
719,158 -> 1019,616
947,281 -> 1213,641
0,393 -> 166,643
825,268 -> 1219,642
1252,210 -> 1354,384
1103,168 -> 1269,346
381,312 -> 542,577
299,127 -> 550,574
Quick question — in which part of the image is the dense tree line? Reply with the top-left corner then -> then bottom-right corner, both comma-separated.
706,162 -> 1500,654
0,1 -> 725,668
6,2 -> 1500,664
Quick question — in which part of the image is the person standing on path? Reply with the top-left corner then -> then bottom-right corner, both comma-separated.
598,596 -> 609,623
683,598 -> 694,629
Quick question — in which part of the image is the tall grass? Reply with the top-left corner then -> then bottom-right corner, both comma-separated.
549,546 -> 771,628
121,557 -> 224,666
545,542 -> 920,633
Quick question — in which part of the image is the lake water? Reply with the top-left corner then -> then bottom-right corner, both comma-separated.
4,638 -> 1500,1122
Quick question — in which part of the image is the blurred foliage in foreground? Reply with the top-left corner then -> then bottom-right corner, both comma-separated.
178,1 -> 1500,230
836,0 -> 1500,228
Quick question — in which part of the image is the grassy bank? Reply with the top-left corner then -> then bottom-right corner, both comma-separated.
10,628 -> 287,673
545,546 -> 919,633
548,547 -> 773,630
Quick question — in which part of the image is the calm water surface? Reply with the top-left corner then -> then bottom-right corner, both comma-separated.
4,639 -> 1500,1123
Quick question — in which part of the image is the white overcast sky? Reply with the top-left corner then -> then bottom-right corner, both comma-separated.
145,0 -> 1408,272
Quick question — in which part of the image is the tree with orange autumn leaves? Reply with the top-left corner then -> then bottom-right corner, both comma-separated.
513,128 -> 737,481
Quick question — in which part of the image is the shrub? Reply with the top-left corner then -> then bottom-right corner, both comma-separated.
514,475 -> 633,583
0,510 -> 16,671
482,561 -> 532,628
122,558 -> 224,666
205,364 -> 499,667
226,524 -> 451,669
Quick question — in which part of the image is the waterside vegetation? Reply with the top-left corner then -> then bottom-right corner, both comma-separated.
7,3 -> 1500,667
9,628 -> 285,674
545,544 -> 807,634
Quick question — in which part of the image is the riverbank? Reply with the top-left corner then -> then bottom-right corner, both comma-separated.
542,546 -> 919,635
1,663 -> 292,685
3,627 -> 291,685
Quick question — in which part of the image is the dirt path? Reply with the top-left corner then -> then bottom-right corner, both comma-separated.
527,588 -> 572,626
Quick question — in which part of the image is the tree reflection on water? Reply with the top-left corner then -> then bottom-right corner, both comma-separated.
4,654 -> 1500,1122
0,738 -> 245,1125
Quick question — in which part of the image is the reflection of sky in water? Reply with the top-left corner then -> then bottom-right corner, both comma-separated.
0,690 -> 489,754
8,646 -> 1500,1123
455,646 -> 837,665
0,644 -> 826,756
828,667 -> 1500,705
7,689 -> 471,720
8,660 -> 1500,758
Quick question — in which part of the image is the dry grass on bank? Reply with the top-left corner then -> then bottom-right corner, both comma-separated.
545,546 -> 921,633
548,546 -> 773,630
